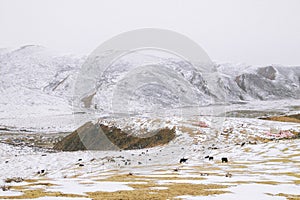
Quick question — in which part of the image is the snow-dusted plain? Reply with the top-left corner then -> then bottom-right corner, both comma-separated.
0,46 -> 300,199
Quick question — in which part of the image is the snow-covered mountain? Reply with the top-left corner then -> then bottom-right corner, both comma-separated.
0,45 -> 299,118
0,45 -> 85,120
0,45 -> 84,102
218,63 -> 300,101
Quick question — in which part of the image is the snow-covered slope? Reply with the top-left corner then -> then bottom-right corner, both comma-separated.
0,45 -> 84,102
0,45 -> 84,119
218,63 -> 300,101
0,45 -> 299,120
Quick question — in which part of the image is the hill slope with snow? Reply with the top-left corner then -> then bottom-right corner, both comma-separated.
0,45 -> 299,130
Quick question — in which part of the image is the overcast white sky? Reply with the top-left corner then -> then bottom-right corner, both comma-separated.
0,0 -> 299,65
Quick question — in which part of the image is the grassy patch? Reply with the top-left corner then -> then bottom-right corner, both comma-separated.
228,181 -> 282,185
273,172 -> 300,179
9,181 -> 58,191
140,175 -> 206,181
88,183 -> 229,200
293,180 -> 300,185
4,177 -> 23,183
267,158 -> 292,163
95,174 -> 151,182
261,114 -> 300,123
191,165 -> 221,171
89,173 -> 228,199
243,147 -> 252,153
95,173 -> 206,182
282,147 -> 289,152
286,153 -> 300,158
269,193 -> 300,200
230,165 -> 248,169
24,179 -> 39,183
0,189 -> 85,199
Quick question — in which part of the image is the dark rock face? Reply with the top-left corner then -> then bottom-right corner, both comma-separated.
234,67 -> 299,100
53,123 -> 88,151
53,122 -> 176,151
257,66 -> 277,80
229,65 -> 300,101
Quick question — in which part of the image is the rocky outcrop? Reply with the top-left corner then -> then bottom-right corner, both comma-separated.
257,66 -> 277,80
53,122 -> 176,151
234,65 -> 300,100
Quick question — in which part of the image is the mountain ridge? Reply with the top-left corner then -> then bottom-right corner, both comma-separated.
0,45 -> 299,117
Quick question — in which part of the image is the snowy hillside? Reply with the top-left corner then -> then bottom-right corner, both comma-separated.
0,45 -> 299,127
218,63 -> 300,101
0,45 -> 85,102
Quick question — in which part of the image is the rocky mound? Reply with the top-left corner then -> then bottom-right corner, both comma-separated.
53,122 -> 176,151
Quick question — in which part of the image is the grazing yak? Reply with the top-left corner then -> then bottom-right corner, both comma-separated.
179,158 -> 188,163
37,169 -> 45,174
221,157 -> 228,163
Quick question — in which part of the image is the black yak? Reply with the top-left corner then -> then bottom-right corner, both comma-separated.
179,158 -> 188,163
221,157 -> 228,163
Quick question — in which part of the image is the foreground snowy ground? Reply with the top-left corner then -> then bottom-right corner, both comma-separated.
0,114 -> 299,200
